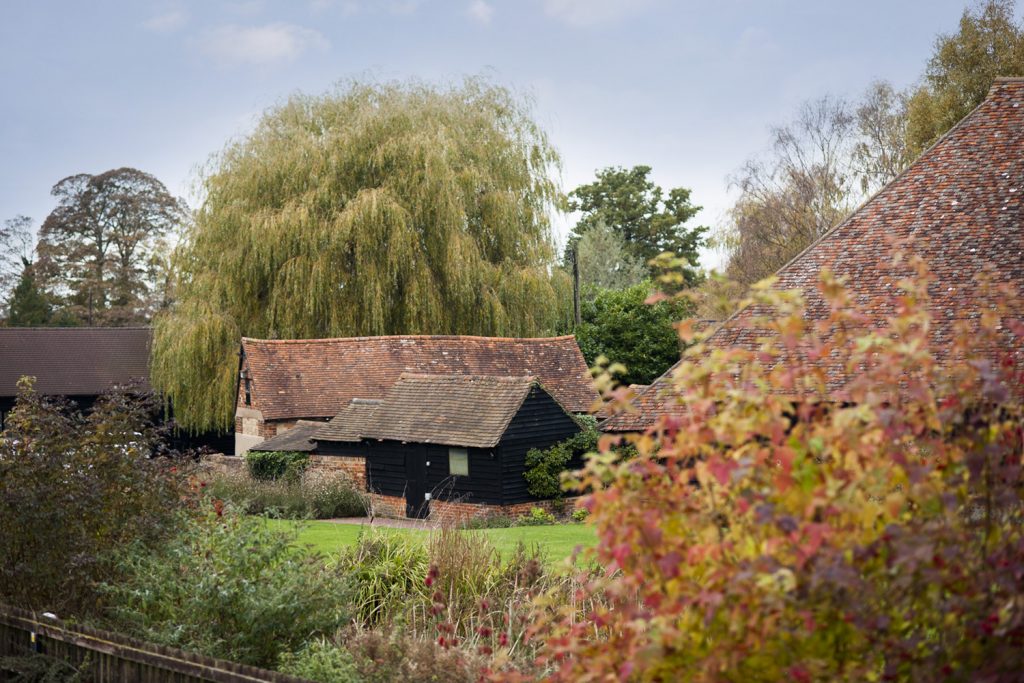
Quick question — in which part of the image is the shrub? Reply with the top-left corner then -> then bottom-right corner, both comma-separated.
345,629 -> 482,683
520,507 -> 555,526
570,508 -> 589,523
202,469 -> 366,519
523,415 -> 599,500
278,638 -> 361,683
460,513 -> 515,530
511,264 -> 1024,681
101,503 -> 352,668
245,450 -> 310,481
0,380 -> 190,614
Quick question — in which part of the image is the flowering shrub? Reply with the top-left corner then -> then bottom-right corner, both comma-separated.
509,260 -> 1024,681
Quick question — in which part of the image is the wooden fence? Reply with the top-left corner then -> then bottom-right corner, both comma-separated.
0,604 -> 312,682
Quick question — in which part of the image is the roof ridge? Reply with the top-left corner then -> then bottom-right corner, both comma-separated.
241,333 -> 578,344
0,326 -> 152,331
396,372 -> 537,383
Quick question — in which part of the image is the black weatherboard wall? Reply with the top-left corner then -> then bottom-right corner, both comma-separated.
362,385 -> 581,509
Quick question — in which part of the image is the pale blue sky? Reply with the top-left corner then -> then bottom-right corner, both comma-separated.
0,0 -> 982,268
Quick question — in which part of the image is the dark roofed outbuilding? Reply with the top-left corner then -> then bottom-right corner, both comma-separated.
0,327 -> 151,431
318,374 -> 582,519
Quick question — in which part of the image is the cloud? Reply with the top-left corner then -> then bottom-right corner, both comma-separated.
467,0 -> 494,24
541,0 -> 650,27
199,23 -> 328,66
142,9 -> 188,33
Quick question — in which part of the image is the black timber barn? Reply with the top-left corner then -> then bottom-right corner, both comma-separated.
316,374 -> 582,519
0,327 -> 232,452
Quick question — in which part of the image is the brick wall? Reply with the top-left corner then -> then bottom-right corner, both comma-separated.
425,497 -> 583,526
308,455 -> 366,490
368,493 -> 407,518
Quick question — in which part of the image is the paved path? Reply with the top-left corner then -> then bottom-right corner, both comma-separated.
324,515 -> 438,530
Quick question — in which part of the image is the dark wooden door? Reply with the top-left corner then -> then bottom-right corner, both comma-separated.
404,446 -> 430,519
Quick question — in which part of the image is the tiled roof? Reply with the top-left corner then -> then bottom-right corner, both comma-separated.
0,327 -> 151,398
249,420 -> 322,452
604,78 -> 1024,432
315,399 -> 382,443
359,374 -> 543,448
241,334 -> 598,420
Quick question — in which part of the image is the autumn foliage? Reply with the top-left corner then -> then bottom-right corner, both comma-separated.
509,258 -> 1024,681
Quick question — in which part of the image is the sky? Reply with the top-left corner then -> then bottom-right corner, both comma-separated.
0,0 -> 981,270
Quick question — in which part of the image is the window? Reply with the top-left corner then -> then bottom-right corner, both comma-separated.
243,375 -> 252,406
449,447 -> 469,476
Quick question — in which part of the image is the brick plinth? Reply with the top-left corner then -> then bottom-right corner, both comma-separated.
368,493 -> 407,518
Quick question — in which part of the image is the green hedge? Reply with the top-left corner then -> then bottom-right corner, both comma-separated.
244,450 -> 309,482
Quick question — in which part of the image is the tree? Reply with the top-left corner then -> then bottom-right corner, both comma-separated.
572,221 -> 648,293
36,168 -> 187,326
853,80 -> 913,193
0,215 -> 34,318
153,78 -> 572,432
721,95 -> 858,285
567,165 -> 706,281
575,281 -> 691,386
7,260 -> 51,326
906,0 -> 1024,156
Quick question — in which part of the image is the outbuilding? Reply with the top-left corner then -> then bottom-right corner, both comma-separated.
317,373 -> 582,521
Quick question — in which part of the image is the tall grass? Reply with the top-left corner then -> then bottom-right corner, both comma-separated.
202,469 -> 368,519
335,526 -> 597,664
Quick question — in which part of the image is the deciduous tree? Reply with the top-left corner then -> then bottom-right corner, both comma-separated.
906,0 -> 1024,155
36,168 -> 186,326
567,165 -> 706,281
721,96 -> 858,285
153,78 -> 571,432
0,215 -> 34,318
572,221 -> 648,293
575,281 -> 691,386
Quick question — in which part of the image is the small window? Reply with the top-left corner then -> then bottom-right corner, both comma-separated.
244,378 -> 252,406
449,447 -> 469,476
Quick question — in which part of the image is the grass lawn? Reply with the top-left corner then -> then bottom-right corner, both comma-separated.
263,518 -> 597,563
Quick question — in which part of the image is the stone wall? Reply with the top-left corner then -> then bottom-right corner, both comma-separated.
199,453 -> 366,491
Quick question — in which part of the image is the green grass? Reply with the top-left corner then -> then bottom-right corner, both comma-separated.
263,518 -> 596,563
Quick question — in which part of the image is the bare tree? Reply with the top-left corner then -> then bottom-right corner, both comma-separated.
722,96 -> 858,285
0,215 -> 35,316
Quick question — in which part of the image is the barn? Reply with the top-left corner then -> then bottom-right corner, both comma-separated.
234,334 -> 598,455
316,374 -> 582,521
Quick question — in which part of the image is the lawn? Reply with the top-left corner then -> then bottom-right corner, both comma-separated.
263,518 -> 597,563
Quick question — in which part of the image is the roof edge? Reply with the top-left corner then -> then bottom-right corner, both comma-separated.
241,333 -> 579,345
604,76 -> 1016,434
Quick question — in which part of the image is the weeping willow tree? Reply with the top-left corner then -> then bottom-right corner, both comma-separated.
153,78 -> 572,432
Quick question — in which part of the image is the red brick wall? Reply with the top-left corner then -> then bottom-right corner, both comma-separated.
368,493 -> 406,518
418,497 -> 584,525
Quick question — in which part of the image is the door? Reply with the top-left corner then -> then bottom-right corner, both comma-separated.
404,446 -> 430,519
